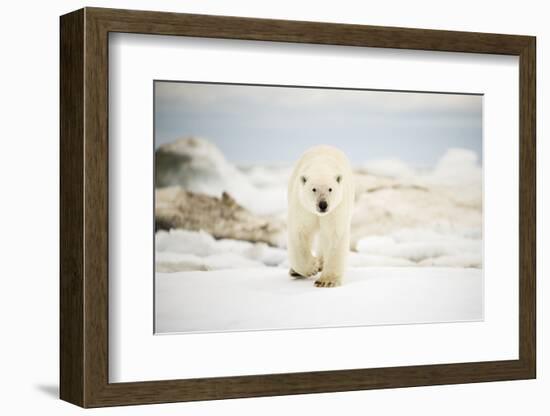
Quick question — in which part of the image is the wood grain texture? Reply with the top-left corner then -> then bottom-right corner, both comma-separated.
88,7 -> 532,54
518,38 -> 537,375
59,7 -> 537,408
83,10 -> 110,407
59,8 -> 84,407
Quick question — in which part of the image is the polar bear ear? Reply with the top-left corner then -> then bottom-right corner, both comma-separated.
301,176 -> 307,184
336,175 -> 342,183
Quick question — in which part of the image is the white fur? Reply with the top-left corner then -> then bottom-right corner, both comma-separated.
287,145 -> 355,287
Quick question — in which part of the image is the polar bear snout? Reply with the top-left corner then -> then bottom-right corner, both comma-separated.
298,180 -> 342,216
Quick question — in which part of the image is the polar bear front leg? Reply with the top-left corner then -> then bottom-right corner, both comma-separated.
315,225 -> 349,288
288,224 -> 322,278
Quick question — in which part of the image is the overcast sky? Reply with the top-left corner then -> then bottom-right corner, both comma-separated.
154,81 -> 482,167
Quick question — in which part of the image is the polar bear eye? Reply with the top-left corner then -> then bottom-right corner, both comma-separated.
329,188 -> 333,192
312,188 -> 317,192
301,176 -> 307,184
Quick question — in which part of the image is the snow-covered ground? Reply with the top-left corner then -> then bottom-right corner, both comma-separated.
155,267 -> 482,333
154,137 -> 483,333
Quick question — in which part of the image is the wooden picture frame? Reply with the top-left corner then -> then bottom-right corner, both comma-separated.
60,7 -> 536,408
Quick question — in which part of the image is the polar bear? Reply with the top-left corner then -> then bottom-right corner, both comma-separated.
287,145 -> 355,287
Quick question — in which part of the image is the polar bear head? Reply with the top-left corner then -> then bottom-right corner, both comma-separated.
298,168 -> 344,216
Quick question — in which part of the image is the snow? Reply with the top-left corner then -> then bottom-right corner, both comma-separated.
155,267 -> 483,333
154,139 -> 483,333
356,228 -> 482,266
156,229 -> 288,271
155,252 -> 266,273
156,137 -> 287,216
155,142 -> 483,269
155,142 -> 483,271
347,252 -> 416,267
155,229 -> 469,271
428,147 -> 482,187
363,158 -> 416,178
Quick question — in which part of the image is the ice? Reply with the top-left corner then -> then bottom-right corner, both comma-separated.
154,143 -> 484,332
357,238 -> 481,265
156,137 -> 288,216
155,251 -> 266,273
156,229 -> 288,272
155,143 -> 482,270
156,229 -> 217,257
356,227 -> 482,266
418,254 -> 482,268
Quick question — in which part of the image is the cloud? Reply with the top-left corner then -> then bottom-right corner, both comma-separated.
154,81 -> 482,166
155,81 -> 481,118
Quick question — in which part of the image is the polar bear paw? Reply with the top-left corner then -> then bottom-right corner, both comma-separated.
314,275 -> 341,288
289,257 -> 323,279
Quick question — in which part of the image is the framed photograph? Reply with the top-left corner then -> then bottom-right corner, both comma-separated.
60,7 -> 536,408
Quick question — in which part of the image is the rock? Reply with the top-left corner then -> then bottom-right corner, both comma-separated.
155,186 -> 286,247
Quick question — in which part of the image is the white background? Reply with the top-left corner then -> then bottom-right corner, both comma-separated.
0,0 -> 546,414
110,34 -> 518,382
